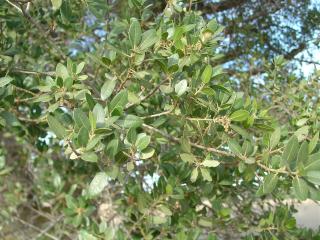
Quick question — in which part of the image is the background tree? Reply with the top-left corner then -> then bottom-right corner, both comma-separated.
1,0 -> 320,239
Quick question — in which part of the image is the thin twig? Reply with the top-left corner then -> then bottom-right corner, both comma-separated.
14,217 -> 59,240
141,102 -> 177,119
14,85 -> 37,96
142,123 -> 234,157
143,124 -> 296,176
8,68 -> 56,77
5,0 -> 22,13
35,215 -> 63,239
68,140 -> 80,156
256,161 -> 296,175
125,79 -> 169,109
19,4 -> 66,59
141,110 -> 173,119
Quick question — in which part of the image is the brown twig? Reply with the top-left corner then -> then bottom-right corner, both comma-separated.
125,79 -> 169,109
14,217 -> 59,240
19,3 -> 66,59
142,123 -> 234,157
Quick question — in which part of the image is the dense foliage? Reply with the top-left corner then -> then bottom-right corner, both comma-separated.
1,0 -> 320,239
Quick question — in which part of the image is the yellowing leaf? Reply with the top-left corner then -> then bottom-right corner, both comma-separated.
180,153 -> 196,163
201,160 -> 220,168
51,0 -> 62,10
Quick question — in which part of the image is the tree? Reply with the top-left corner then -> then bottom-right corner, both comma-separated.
1,0 -> 320,239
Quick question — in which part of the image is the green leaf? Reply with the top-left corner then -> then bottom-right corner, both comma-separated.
309,186 -> 320,201
152,216 -> 167,225
89,111 -> 96,131
296,141 -> 308,170
64,77 -> 73,90
228,139 -> 242,156
294,126 -> 309,141
173,26 -> 184,43
47,115 -> 66,138
292,178 -> 309,200
101,78 -> 117,100
198,217 -> 213,228
127,161 -> 134,172
304,152 -> 320,172
0,76 -> 13,87
180,153 -> 196,163
140,147 -> 155,159
79,230 -> 98,240
200,168 -> 212,181
296,118 -> 308,127
81,152 -> 98,162
190,168 -> 198,182
86,0 -> 108,19
230,124 -> 251,139
201,65 -> 213,83
51,0 -> 62,10
74,108 -> 91,131
305,171 -> 320,185
85,93 -> 96,110
269,127 -> 281,149
56,63 -> 69,80
158,205 -> 172,216
109,90 -> 128,112
89,172 -> 108,197
201,160 -> 220,168
230,110 -> 249,122
257,174 -> 279,196
139,29 -> 159,50
282,135 -> 299,169
86,135 -> 102,151
242,140 -> 254,156
93,104 -> 105,128
135,133 -> 150,151
180,137 -> 191,153
76,62 -> 85,74
175,80 -> 188,96
168,54 -> 179,72
129,18 -> 142,47
309,132 -> 319,154
105,139 -> 119,158
127,127 -> 137,144
78,126 -> 89,146
123,115 -> 143,128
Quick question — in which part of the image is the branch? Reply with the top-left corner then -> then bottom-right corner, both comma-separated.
142,123 -> 234,157
125,79 -> 169,109
223,42 -> 307,76
7,68 -> 55,77
13,217 -> 59,240
256,162 -> 296,176
203,0 -> 248,13
35,215 -> 63,240
143,124 -> 299,177
19,3 -> 66,59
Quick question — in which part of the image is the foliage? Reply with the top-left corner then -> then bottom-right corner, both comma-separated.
1,0 -> 320,239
